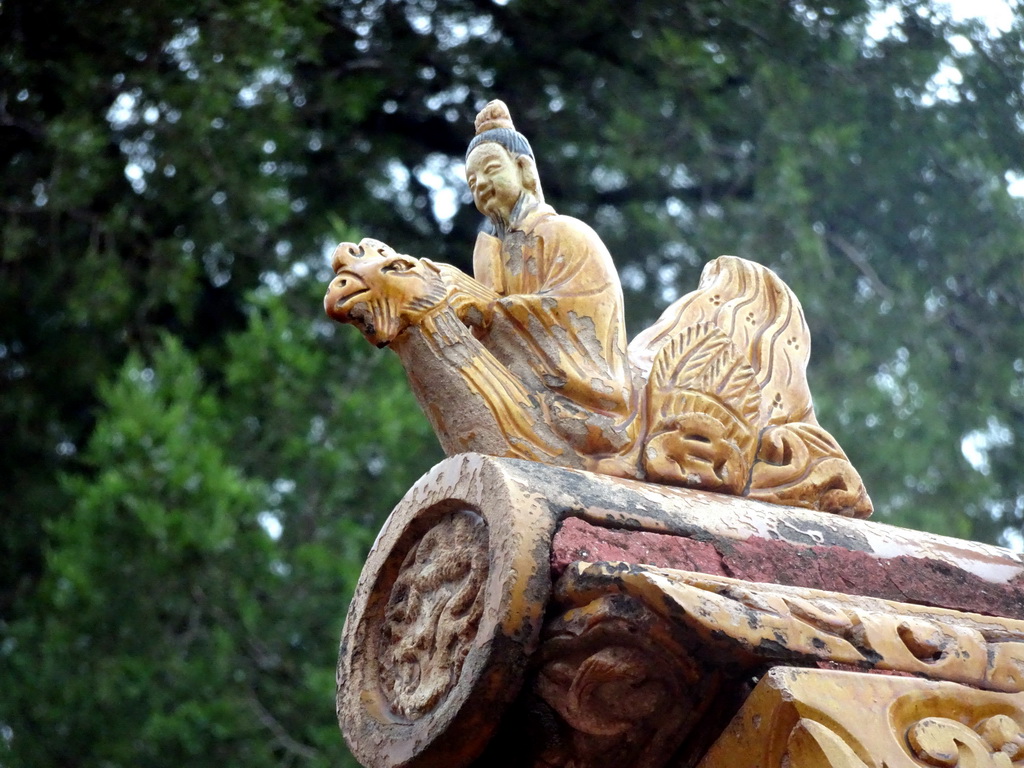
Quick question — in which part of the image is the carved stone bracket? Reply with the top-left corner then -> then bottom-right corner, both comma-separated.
530,593 -> 724,768
554,562 -> 1024,693
698,667 -> 1024,768
509,563 -> 1024,768
336,455 -> 1024,768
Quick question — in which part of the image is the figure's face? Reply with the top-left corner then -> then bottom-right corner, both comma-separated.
466,143 -> 523,221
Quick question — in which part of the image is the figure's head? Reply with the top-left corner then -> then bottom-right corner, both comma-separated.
324,238 -> 447,347
465,100 -> 543,223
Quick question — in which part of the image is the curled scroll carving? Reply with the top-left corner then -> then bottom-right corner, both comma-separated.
893,691 -> 1024,768
555,562 -> 1024,693
642,322 -> 762,495
697,668 -> 1024,768
977,716 -> 1024,762
531,594 -> 722,768
785,719 -> 873,768
906,715 -> 1024,767
378,510 -> 489,720
324,98 -> 872,517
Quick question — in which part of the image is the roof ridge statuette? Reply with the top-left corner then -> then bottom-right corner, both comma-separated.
324,98 -> 872,518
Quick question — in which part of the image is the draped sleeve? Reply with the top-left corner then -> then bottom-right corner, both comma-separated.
480,206 -> 633,416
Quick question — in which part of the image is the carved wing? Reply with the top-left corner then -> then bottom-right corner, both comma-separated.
647,321 -> 761,426
642,322 -> 761,493
630,255 -> 817,428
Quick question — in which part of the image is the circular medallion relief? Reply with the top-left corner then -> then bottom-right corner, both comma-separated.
377,509 -> 489,720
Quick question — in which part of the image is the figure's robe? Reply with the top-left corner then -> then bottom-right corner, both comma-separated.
472,203 -> 633,420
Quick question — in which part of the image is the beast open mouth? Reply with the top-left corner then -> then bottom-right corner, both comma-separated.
332,287 -> 370,315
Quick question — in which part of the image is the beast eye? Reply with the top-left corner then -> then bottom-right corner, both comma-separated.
381,259 -> 413,273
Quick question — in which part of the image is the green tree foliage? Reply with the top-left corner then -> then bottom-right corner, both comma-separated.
2,0 -> 1022,763
2,286 -> 437,764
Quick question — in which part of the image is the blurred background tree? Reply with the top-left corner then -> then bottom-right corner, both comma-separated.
1,0 -> 1022,764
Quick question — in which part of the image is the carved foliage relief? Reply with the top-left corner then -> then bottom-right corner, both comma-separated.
555,562 -> 1024,693
377,510 -> 489,720
502,560 -> 1024,768
697,668 -> 1024,768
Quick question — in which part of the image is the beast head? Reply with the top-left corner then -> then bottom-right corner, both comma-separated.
324,238 -> 448,347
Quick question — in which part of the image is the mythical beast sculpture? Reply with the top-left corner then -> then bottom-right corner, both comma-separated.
324,100 -> 871,518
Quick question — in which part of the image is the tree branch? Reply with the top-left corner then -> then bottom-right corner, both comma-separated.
826,232 -> 895,303
247,688 -> 319,760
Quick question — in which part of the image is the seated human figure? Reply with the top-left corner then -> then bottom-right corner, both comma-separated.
456,100 -> 639,462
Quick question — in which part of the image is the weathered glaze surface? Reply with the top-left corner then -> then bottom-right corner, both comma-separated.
697,668 -> 1024,768
336,456 -> 559,768
336,455 -> 1024,768
554,561 -> 1024,693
